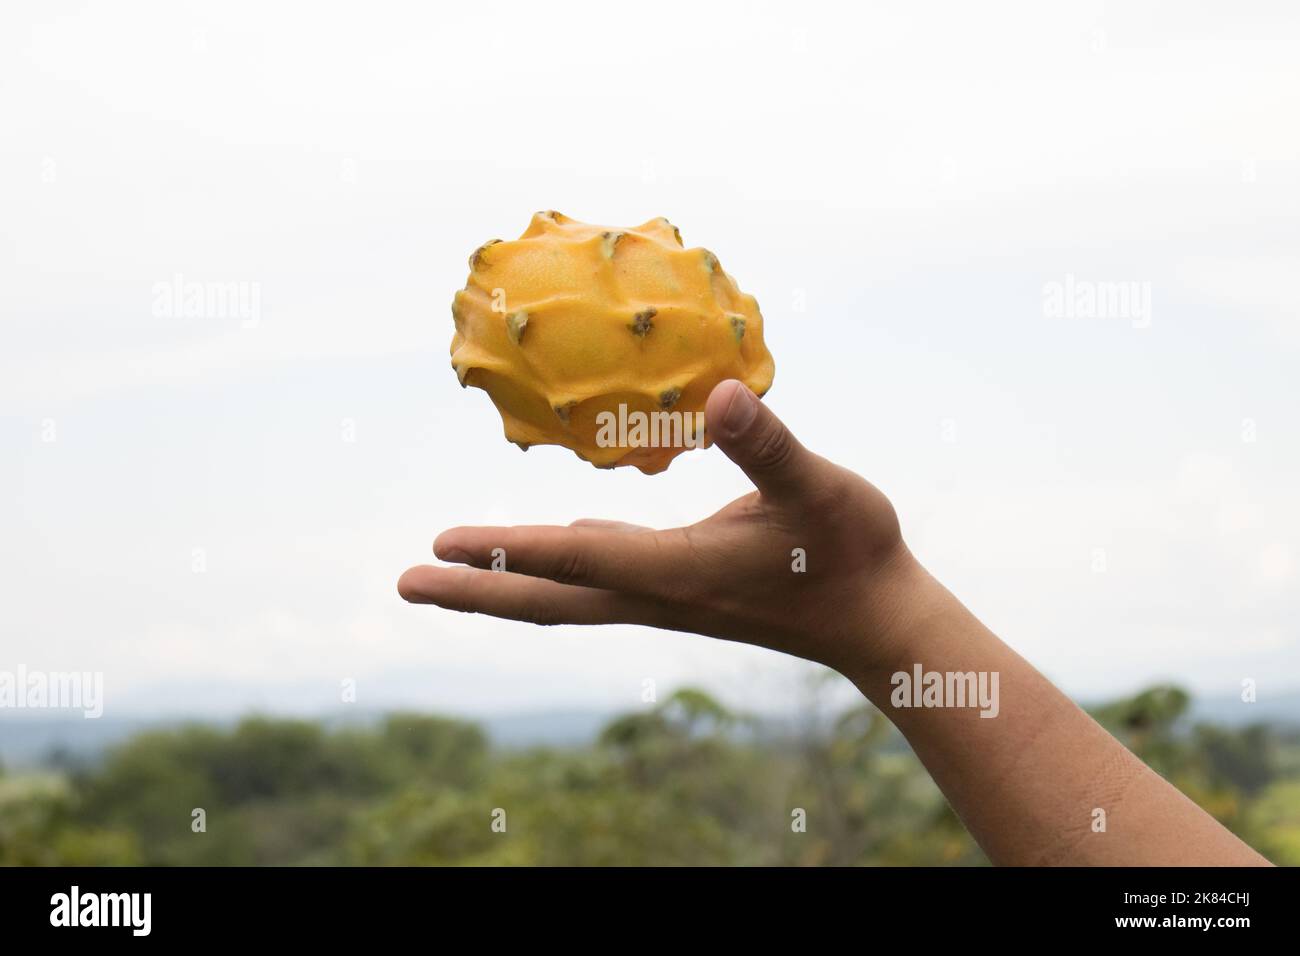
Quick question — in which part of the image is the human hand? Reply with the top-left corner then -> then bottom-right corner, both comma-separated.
398,380 -> 920,678
399,381 -> 1277,866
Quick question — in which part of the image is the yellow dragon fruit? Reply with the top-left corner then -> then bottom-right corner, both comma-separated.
450,211 -> 775,474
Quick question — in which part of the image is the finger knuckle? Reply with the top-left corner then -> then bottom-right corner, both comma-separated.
750,422 -> 798,473
549,547 -> 591,586
448,571 -> 482,614
526,600 -> 565,626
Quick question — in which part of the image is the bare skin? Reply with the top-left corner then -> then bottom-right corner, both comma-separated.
399,380 -> 1271,866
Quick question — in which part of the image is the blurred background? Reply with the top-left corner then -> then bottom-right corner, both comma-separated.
2,1 -> 1298,863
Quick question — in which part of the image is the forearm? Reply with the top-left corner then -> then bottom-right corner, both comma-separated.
404,380 -> 1272,865
845,554 -> 1271,866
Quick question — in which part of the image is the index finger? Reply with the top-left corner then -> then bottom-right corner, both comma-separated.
432,524 -> 687,597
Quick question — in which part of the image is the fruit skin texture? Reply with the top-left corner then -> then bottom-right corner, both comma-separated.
450,211 -> 776,474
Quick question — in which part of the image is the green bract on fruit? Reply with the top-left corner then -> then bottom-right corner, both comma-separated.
450,212 -> 776,474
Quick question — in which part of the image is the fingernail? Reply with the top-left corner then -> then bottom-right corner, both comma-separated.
436,545 -> 469,563
722,382 -> 758,434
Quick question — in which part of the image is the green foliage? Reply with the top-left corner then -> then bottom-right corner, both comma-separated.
0,774 -> 141,865
1243,780 -> 1300,865
0,687 -> 1294,866
1089,685 -> 1293,843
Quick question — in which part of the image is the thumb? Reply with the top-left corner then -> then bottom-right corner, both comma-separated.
705,380 -> 814,500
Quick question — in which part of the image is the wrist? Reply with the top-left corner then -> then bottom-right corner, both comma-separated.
833,545 -> 960,704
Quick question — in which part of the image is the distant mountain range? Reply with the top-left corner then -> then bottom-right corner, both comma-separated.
0,709 -> 614,769
3,693 -> 1298,770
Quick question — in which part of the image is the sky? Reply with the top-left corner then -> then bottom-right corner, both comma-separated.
2,1 -> 1298,720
